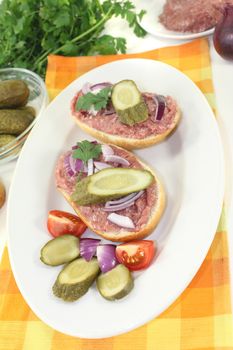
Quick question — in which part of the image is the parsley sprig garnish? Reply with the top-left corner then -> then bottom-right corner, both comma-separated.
72,140 -> 102,164
76,86 -> 112,112
0,0 -> 146,77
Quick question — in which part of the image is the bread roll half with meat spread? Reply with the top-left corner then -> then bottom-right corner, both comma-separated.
71,88 -> 181,150
55,144 -> 165,242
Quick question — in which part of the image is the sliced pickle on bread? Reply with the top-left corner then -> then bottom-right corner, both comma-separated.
40,235 -> 80,266
56,143 -> 166,242
53,258 -> 100,301
97,264 -> 133,300
71,168 -> 154,206
71,79 -> 181,150
111,80 -> 148,126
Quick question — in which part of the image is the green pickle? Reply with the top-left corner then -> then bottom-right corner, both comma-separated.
0,134 -> 16,148
97,264 -> 134,301
53,258 -> 100,302
40,235 -> 80,266
71,175 -> 122,206
0,79 -> 29,108
117,101 -> 148,126
0,108 -> 35,135
19,106 -> 36,121
71,168 -> 153,206
111,80 -> 148,126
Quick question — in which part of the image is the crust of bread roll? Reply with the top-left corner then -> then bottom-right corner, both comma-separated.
71,109 -> 181,150
56,147 -> 166,242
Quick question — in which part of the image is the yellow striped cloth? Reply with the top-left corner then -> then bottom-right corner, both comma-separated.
0,39 -> 233,350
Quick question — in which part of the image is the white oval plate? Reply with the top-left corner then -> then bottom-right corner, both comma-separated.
133,0 -> 215,40
7,59 -> 224,338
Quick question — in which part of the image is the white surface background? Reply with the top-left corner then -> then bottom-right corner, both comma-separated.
0,17 -> 233,307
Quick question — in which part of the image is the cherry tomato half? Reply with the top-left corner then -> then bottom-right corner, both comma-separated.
47,210 -> 87,238
116,240 -> 155,271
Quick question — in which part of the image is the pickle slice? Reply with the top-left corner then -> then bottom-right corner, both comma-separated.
112,80 -> 141,110
97,264 -> 134,301
72,168 -> 153,206
88,168 -> 153,197
40,235 -> 79,266
53,258 -> 100,301
111,80 -> 148,126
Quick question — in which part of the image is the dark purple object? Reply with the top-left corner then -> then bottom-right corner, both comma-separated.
214,5 -> 233,60
96,244 -> 119,273
151,95 -> 166,121
64,153 -> 84,177
80,238 -> 101,261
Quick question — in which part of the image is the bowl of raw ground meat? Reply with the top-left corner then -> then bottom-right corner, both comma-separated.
133,0 -> 232,40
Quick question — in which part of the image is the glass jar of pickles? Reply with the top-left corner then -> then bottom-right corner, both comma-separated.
0,68 -> 48,164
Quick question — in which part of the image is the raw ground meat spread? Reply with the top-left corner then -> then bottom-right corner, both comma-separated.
71,91 -> 177,139
55,146 -> 157,233
159,0 -> 232,33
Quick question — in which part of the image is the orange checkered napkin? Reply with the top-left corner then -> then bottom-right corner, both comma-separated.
0,39 -> 233,350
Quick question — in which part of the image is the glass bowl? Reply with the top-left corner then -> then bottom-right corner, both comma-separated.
0,68 -> 49,164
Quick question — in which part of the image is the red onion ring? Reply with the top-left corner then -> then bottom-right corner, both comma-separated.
90,82 -> 112,91
81,82 -> 92,94
104,155 -> 130,166
103,202 -> 135,212
101,145 -> 114,157
107,192 -> 137,205
94,161 -> 112,171
64,154 -> 75,177
64,153 -> 84,176
151,95 -> 166,121
104,191 -> 144,212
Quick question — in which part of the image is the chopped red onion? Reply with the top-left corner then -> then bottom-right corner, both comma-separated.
90,82 -> 112,91
80,238 -> 101,261
64,154 -> 75,177
101,144 -> 114,157
87,158 -> 94,176
70,154 -> 83,172
103,202 -> 135,212
107,192 -> 137,205
64,153 -> 84,176
104,155 -> 130,166
151,95 -> 166,121
82,82 -> 92,94
94,161 -> 112,171
104,191 -> 144,211
107,213 -> 135,229
96,244 -> 118,273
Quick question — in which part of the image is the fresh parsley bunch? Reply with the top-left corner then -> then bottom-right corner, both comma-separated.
0,0 -> 146,77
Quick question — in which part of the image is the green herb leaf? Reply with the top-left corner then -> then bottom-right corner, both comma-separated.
72,140 -> 102,164
0,0 -> 147,77
87,35 -> 126,55
76,86 -> 111,112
